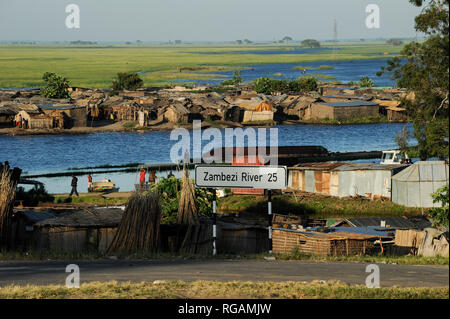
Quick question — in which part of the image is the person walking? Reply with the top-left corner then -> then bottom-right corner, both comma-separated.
70,175 -> 79,197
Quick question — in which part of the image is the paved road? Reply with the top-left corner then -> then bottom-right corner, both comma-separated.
0,259 -> 448,287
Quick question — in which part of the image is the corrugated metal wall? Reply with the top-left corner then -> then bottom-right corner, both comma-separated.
392,162 -> 449,207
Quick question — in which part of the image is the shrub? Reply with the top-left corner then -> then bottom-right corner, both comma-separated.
359,76 -> 374,87
151,177 -> 213,224
15,184 -> 54,206
428,185 -> 449,228
254,76 -> 318,94
40,72 -> 71,99
112,72 -> 143,91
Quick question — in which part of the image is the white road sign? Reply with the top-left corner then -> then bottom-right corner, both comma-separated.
195,165 -> 287,189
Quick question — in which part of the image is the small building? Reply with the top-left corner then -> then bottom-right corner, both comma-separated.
11,208 -> 124,252
391,161 -> 449,207
0,106 -> 16,127
305,101 -> 380,120
14,110 -> 53,129
272,228 -> 388,256
242,110 -> 274,123
40,104 -> 88,128
288,163 -> 408,199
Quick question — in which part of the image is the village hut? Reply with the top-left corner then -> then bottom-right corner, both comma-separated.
272,228 -> 389,256
40,104 -> 88,128
14,110 -> 53,129
304,101 -> 380,121
10,208 -> 124,252
242,101 -> 274,123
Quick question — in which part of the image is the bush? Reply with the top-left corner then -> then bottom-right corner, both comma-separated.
112,72 -> 143,91
359,76 -> 374,87
428,185 -> 449,228
254,76 -> 318,94
15,184 -> 54,206
40,72 -> 71,99
151,177 -> 213,224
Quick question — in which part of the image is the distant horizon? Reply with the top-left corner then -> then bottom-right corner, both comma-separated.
0,0 -> 424,42
0,37 -> 424,45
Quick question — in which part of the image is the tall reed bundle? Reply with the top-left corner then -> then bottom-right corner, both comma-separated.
177,164 -> 199,225
108,191 -> 161,253
0,168 -> 16,249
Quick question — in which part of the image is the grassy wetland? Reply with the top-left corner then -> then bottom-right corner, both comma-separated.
0,41 -> 404,88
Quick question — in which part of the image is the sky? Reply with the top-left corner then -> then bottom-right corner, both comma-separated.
0,0 -> 424,42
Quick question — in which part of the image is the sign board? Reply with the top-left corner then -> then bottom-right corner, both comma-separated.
195,165 -> 287,189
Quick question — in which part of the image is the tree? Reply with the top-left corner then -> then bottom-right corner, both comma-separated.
359,76 -> 374,87
112,72 -> 144,91
301,39 -> 321,48
282,36 -> 293,43
236,40 -> 243,45
40,72 -> 71,99
232,70 -> 242,85
243,39 -> 253,44
378,0 -> 449,160
428,185 -> 449,228
386,38 -> 404,46
395,125 -> 411,157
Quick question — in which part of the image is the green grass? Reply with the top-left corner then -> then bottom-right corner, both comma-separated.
274,251 -> 449,265
53,195 -> 128,206
217,193 -> 424,218
0,42 -> 404,88
0,280 -> 446,299
122,121 -> 138,128
314,65 -> 335,70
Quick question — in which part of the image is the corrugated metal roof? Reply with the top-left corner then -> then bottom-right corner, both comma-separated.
291,162 -> 347,170
344,217 -> 418,229
334,163 -> 407,171
39,104 -> 85,110
290,162 -> 407,171
18,208 -> 123,228
316,101 -> 379,107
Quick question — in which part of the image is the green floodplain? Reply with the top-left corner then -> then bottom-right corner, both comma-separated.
0,41 -> 404,88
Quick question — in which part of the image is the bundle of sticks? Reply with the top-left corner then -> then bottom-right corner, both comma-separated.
0,167 -> 20,249
108,191 -> 161,253
177,164 -> 199,225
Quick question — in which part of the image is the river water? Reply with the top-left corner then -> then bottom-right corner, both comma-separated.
0,123 -> 415,193
176,58 -> 397,87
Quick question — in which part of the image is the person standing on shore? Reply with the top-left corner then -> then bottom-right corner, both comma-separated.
70,175 -> 79,197
139,168 -> 146,190
88,174 -> 93,191
148,170 -> 156,184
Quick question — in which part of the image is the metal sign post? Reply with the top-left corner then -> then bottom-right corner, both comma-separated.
195,165 -> 287,255
212,189 -> 217,256
268,189 -> 272,254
